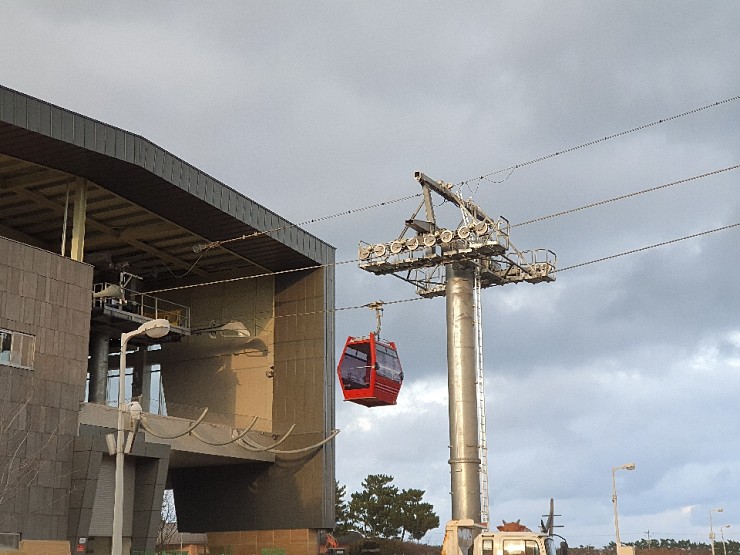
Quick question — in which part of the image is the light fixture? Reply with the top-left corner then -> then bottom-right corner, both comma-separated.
405,237 -> 420,250
423,233 -> 437,247
359,246 -> 372,260
219,321 -> 251,338
474,221 -> 488,236
372,243 -> 387,257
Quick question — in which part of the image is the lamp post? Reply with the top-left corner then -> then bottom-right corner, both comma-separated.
612,462 -> 636,549
720,525 -> 730,555
112,319 -> 170,555
709,507 -> 723,555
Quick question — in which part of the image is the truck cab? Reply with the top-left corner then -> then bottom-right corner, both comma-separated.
441,520 -> 567,555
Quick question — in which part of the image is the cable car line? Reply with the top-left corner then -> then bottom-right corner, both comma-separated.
151,163 -> 737,296
164,218 -> 738,325
555,221 -> 740,273
511,163 -> 740,229
460,93 -> 740,187
193,192 -> 423,253
189,95 -> 739,260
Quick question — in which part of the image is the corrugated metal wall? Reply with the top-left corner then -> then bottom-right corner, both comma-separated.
89,457 -> 136,536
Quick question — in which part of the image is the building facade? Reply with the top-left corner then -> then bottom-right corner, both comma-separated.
0,85 -> 336,555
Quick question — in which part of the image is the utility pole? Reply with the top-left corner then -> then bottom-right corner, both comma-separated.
359,171 -> 556,524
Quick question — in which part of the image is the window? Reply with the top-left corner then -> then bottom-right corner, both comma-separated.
504,540 -> 540,555
0,329 -> 36,370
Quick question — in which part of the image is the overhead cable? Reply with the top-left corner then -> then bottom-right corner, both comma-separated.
463,94 -> 740,185
512,164 -> 740,228
186,95 -> 738,260
555,222 -> 740,273
152,221 -> 739,323
152,163 -> 736,295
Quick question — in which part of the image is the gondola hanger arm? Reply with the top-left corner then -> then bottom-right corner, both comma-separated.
190,415 -> 260,446
139,408 -> 209,440
237,423 -> 297,452
365,300 -> 384,337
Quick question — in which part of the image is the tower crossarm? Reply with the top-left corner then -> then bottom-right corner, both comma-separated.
358,172 -> 556,296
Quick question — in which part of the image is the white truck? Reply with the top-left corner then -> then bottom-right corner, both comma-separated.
441,503 -> 568,555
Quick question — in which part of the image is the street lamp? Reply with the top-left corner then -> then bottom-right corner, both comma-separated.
112,319 -> 170,555
720,525 -> 730,555
709,507 -> 724,555
612,462 -> 636,549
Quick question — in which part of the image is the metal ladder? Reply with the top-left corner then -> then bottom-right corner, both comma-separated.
475,271 -> 490,528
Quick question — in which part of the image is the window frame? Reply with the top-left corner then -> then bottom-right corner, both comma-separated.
0,328 -> 36,370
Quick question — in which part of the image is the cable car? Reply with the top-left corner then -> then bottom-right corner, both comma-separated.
337,333 -> 404,407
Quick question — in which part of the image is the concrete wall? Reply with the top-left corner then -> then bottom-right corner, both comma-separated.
208,528 -> 319,555
158,277 -> 275,428
0,237 -> 92,539
170,266 -> 335,533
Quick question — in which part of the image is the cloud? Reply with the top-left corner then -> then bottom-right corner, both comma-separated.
2,1 -> 740,545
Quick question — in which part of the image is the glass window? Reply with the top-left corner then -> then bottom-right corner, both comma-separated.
374,343 -> 403,382
504,540 -> 540,555
0,329 -> 35,370
339,343 -> 371,389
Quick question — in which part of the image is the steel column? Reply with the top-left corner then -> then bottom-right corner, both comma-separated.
446,262 -> 482,522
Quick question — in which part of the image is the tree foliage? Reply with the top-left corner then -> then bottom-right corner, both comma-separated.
337,474 -> 439,541
334,481 -> 352,536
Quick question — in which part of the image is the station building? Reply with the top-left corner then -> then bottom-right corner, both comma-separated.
0,85 -> 336,555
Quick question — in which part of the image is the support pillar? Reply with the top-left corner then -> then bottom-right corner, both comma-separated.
88,332 -> 110,404
70,178 -> 88,262
445,262 -> 482,522
130,347 -> 149,410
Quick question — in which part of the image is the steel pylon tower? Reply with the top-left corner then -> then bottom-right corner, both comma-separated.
359,171 -> 556,525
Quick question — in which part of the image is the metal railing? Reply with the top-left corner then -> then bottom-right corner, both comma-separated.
92,282 -> 191,331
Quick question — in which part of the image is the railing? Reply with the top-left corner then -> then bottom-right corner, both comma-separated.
92,282 -> 191,331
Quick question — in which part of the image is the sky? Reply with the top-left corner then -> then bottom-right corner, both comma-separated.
1,1 -> 739,547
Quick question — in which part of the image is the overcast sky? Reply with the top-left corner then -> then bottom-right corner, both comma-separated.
2,1 -> 739,547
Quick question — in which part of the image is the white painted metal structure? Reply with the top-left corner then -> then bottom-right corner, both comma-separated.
475,273 -> 490,528
359,171 -> 556,525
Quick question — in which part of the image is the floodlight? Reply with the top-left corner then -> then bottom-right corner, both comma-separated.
405,237 -> 420,250
457,225 -> 471,240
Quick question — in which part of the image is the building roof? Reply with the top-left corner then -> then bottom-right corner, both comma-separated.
0,85 -> 334,288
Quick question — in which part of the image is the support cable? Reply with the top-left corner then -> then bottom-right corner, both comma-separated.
173,95 -> 739,274
512,164 -> 740,229
149,163 -> 738,296
462,94 -> 740,186
555,222 -> 740,273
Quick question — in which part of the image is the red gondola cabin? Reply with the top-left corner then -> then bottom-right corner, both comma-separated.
337,333 -> 403,407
